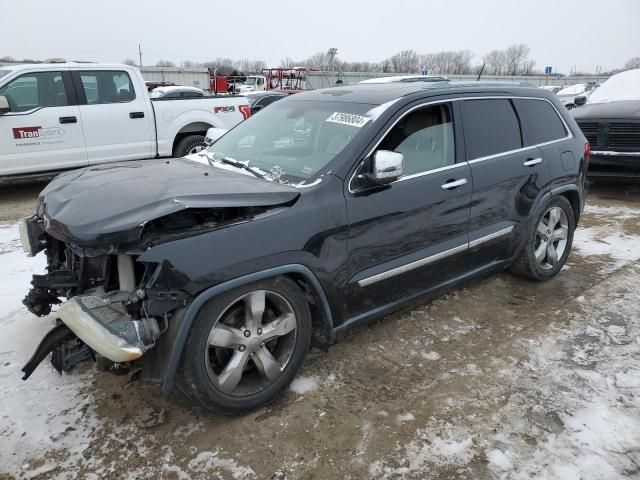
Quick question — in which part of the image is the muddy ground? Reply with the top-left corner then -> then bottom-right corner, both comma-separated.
1,182 -> 639,479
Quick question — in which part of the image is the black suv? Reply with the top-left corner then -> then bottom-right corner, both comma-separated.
21,82 -> 588,414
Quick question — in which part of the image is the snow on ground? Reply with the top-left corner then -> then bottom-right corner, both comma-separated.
572,203 -> 640,273
0,224 -> 102,479
370,255 -> 640,479
0,224 -> 254,479
289,376 -> 319,394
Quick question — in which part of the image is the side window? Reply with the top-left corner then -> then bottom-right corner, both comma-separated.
78,71 -> 136,104
262,95 -> 281,107
461,99 -> 522,159
377,103 -> 455,176
0,71 -> 69,112
513,99 -> 567,145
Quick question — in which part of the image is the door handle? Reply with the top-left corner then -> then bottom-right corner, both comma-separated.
441,178 -> 468,190
59,116 -> 77,124
129,112 -> 145,119
523,157 -> 543,167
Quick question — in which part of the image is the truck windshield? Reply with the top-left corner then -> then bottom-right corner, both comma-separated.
245,77 -> 257,85
208,99 -> 379,183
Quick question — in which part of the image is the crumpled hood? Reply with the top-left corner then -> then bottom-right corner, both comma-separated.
39,158 -> 299,246
572,100 -> 640,120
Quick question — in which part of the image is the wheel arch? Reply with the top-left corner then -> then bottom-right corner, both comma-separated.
161,264 -> 335,395
171,121 -> 213,155
551,184 -> 582,224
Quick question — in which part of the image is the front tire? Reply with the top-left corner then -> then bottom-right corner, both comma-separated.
176,277 -> 312,415
509,196 -> 575,281
174,134 -> 206,157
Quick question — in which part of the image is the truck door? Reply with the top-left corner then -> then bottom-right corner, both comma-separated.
0,69 -> 87,175
72,69 -> 154,164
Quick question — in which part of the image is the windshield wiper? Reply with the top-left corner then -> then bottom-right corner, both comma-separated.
207,152 -> 266,180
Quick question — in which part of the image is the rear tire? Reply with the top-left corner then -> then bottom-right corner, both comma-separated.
176,276 -> 312,415
174,134 -> 206,157
509,196 -> 575,281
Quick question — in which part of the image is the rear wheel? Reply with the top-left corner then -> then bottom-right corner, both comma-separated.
174,134 -> 206,157
176,277 -> 312,415
509,196 -> 575,281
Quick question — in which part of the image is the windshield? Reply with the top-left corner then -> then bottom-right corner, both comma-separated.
207,99 -> 378,183
0,70 -> 10,80
245,77 -> 257,85
588,69 -> 640,104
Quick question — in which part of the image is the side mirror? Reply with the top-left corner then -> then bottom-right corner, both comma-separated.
366,150 -> 404,184
0,96 -> 10,115
574,95 -> 587,107
204,127 -> 227,146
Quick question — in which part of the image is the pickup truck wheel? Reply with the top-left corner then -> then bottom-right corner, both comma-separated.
176,277 -> 312,415
509,196 -> 575,281
174,134 -> 206,157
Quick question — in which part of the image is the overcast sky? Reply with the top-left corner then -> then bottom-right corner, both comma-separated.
1,0 -> 638,73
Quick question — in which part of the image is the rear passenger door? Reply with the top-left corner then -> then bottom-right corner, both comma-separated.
512,98 -> 572,188
0,70 -> 87,175
461,98 -> 550,265
73,69 -> 154,164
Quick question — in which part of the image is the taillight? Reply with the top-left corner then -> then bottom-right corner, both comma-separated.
584,142 -> 591,167
239,105 -> 251,120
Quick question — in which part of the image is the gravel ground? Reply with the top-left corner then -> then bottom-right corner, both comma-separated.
0,181 -> 639,479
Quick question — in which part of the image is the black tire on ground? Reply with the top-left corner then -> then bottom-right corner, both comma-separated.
173,134 -> 206,157
509,196 -> 576,282
176,276 -> 312,415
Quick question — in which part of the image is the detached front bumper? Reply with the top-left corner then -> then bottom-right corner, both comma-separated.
58,294 -> 156,363
588,151 -> 640,180
22,293 -> 161,380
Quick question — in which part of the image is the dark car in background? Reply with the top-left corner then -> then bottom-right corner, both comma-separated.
573,69 -> 640,180
244,91 -> 286,115
20,81 -> 588,415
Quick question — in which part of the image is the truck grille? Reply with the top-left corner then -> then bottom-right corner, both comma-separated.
577,122 -> 599,147
608,123 -> 640,149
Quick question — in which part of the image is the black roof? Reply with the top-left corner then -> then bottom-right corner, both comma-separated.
290,81 -> 550,105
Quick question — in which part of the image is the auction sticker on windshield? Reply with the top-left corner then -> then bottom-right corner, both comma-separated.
326,112 -> 370,128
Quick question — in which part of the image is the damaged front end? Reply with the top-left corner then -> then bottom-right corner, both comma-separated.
21,213 -> 191,379
20,159 -> 300,382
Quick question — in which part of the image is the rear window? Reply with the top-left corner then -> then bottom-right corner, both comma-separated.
78,70 -> 135,104
513,99 -> 567,145
461,99 -> 522,160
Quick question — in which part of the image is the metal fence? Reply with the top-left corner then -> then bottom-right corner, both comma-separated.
305,71 -> 610,90
140,66 -> 210,90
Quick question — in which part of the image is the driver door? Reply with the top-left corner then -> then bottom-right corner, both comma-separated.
345,101 -> 472,318
0,69 -> 87,175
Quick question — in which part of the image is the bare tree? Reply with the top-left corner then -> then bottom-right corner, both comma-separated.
280,57 -> 295,68
624,57 -> 640,70
155,59 -> 176,67
420,50 -> 473,74
386,50 -> 419,73
122,58 -> 137,66
483,50 -> 507,75
251,60 -> 267,73
504,44 -> 531,75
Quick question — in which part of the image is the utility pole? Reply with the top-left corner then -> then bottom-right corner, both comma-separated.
138,44 -> 143,67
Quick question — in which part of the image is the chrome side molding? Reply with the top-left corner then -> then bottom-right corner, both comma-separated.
357,226 -> 514,287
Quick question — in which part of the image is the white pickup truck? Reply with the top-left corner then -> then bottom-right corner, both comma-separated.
0,63 -> 250,176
